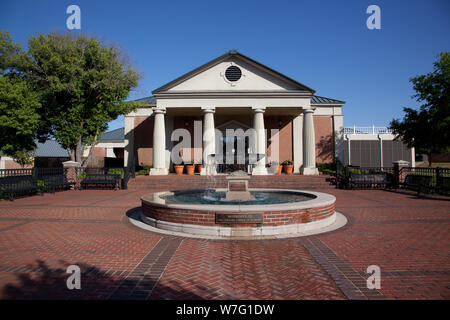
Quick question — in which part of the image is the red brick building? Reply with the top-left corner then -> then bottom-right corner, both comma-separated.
124,51 -> 345,175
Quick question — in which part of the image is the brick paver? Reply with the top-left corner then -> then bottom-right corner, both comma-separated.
0,175 -> 449,299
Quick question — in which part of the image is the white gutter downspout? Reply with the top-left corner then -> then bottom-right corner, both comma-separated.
345,134 -> 351,166
378,134 -> 383,169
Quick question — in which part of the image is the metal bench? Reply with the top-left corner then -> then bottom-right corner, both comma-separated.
80,174 -> 121,190
40,175 -> 75,193
0,175 -> 42,201
348,173 -> 391,189
435,176 -> 450,195
400,174 -> 433,194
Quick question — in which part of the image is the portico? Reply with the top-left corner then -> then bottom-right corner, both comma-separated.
125,50 -> 345,175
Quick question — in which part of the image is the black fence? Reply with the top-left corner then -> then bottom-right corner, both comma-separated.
337,165 -> 450,196
0,167 -> 131,200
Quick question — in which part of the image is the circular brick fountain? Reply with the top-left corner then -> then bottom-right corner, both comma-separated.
139,187 -> 342,239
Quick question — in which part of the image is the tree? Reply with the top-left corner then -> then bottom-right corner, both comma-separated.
10,148 -> 36,168
390,52 -> 450,166
12,33 -> 141,165
0,31 -> 42,158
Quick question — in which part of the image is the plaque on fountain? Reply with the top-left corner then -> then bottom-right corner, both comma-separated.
215,213 -> 263,224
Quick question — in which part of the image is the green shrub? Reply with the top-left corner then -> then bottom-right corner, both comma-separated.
137,169 -> 149,176
282,160 -> 293,165
107,168 -> 124,178
317,163 -> 337,175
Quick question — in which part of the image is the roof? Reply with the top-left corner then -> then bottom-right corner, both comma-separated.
1,127 -> 125,159
99,127 -> 124,141
34,140 -> 69,157
152,50 -> 316,94
131,94 -> 345,106
133,96 -> 156,105
311,95 -> 345,104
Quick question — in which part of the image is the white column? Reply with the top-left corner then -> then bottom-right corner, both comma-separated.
293,113 -> 303,173
150,108 -> 168,175
200,107 -> 216,175
301,108 -> 319,175
124,115 -> 134,169
252,107 -> 268,175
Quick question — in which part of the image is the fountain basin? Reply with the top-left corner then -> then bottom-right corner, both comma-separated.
140,189 -> 337,238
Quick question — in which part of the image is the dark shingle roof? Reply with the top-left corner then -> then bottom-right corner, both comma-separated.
132,95 -> 345,106
99,128 -> 124,141
311,95 -> 345,104
35,140 -> 69,157
133,96 -> 156,105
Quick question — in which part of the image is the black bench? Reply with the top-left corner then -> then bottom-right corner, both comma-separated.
40,175 -> 75,193
400,174 -> 433,194
435,176 -> 450,195
0,175 -> 42,201
80,174 -> 121,190
348,173 -> 391,189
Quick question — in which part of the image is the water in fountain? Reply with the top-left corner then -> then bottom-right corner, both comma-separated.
204,154 -> 218,199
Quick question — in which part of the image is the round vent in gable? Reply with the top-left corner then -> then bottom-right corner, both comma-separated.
225,66 -> 242,82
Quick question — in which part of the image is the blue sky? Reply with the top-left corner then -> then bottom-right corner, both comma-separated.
1,0 -> 449,131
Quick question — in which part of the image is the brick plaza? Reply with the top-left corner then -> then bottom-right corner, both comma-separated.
0,175 -> 449,300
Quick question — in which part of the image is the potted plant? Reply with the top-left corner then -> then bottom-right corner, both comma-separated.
185,160 -> 195,175
282,160 -> 294,175
174,163 -> 184,175
196,160 -> 203,173
271,161 -> 282,175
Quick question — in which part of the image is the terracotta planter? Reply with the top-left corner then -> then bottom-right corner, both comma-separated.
276,165 -> 282,175
196,164 -> 203,173
283,164 -> 294,175
174,165 -> 184,175
185,165 -> 195,175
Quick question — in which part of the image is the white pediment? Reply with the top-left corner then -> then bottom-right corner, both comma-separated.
153,51 -> 314,94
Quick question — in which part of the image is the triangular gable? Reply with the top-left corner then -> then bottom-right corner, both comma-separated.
152,50 -> 315,94
216,120 -> 251,132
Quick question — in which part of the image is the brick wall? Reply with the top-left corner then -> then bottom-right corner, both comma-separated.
314,115 -> 334,164
142,201 -> 334,227
134,116 -> 154,167
265,116 -> 293,163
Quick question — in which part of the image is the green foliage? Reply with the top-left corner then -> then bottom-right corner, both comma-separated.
77,171 -> 86,180
0,31 -> 42,157
5,32 -> 142,164
282,160 -> 293,165
317,163 -> 336,175
137,169 -> 149,176
390,52 -> 450,166
10,148 -> 35,168
107,168 -> 124,178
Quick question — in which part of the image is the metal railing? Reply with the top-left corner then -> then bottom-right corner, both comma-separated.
343,126 -> 393,135
337,165 -> 450,195
0,167 -> 67,178
0,167 -> 131,200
